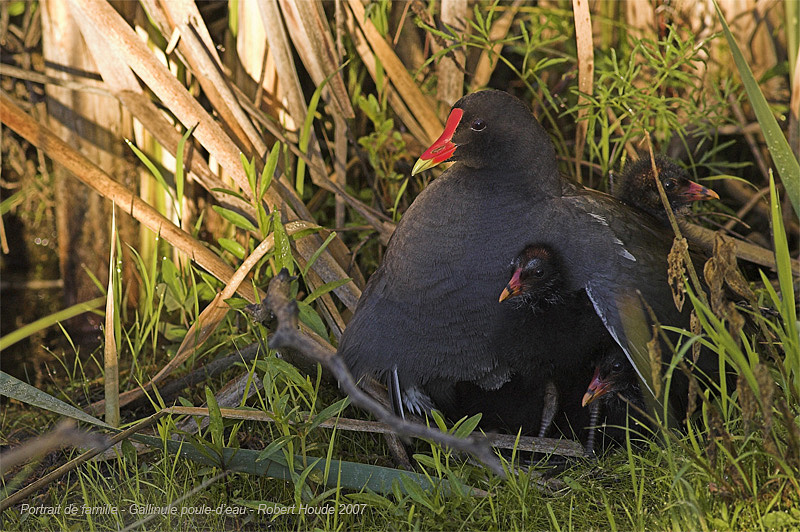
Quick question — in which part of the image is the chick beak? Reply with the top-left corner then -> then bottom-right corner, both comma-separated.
680,180 -> 719,202
582,366 -> 612,407
499,268 -> 523,302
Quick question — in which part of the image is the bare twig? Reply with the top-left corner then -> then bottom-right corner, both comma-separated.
0,420 -> 107,476
259,270 -> 506,477
0,412 -> 167,512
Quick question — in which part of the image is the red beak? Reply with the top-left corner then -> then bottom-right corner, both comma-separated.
582,366 -> 612,407
498,268 -> 523,302
411,108 -> 463,175
679,180 -> 719,202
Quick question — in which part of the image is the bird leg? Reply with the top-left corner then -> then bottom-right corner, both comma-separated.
538,380 -> 559,438
584,402 -> 600,456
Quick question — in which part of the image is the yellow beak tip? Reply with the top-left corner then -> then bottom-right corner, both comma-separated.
412,157 -> 435,176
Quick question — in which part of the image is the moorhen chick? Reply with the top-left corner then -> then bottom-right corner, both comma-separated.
499,244 -> 609,439
339,90 -> 715,430
582,349 -> 644,412
612,154 -> 719,219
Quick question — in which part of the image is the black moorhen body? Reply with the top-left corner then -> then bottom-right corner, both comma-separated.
338,90 -> 715,431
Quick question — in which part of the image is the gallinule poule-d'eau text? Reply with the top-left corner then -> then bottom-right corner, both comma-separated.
338,90 -> 714,430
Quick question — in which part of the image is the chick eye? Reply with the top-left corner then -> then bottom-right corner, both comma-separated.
470,119 -> 486,131
663,179 -> 677,191
532,267 -> 545,278
611,361 -> 623,373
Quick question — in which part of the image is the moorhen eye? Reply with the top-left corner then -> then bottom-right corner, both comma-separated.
470,119 -> 486,131
663,179 -> 677,191
612,361 -> 623,373
532,267 -> 545,278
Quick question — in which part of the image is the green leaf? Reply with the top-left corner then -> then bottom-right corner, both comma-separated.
218,238 -> 247,260
272,211 -> 294,275
205,387 -> 224,448
308,397 -> 351,432
304,278 -> 352,305
8,1 -> 25,16
161,257 -> 186,304
296,85 -> 324,196
210,187 -> 249,203
714,0 -> 800,215
212,206 -> 258,233
0,371 -> 109,428
296,300 -> 327,339
452,413 -> 482,439
126,139 -> 176,210
302,231 -> 337,276
131,434 -> 454,496
769,177 -> 800,387
260,142 -> 280,200
256,434 -> 293,463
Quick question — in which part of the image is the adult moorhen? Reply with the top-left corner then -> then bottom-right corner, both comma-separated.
338,90 -> 714,430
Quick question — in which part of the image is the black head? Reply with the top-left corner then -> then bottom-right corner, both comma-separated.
412,91 -> 559,193
612,154 -> 718,217
498,244 -> 565,311
582,349 -> 640,407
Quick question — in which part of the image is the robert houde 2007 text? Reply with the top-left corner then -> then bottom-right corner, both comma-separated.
19,502 -> 368,517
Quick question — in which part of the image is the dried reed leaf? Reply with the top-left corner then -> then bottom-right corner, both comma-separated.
667,236 -> 688,312
104,208 -> 119,427
737,371 -> 755,435
75,0 -> 362,300
156,0 -> 266,156
685,371 -> 698,423
347,0 -> 442,143
681,220 -> 800,275
572,0 -> 594,182
471,0 -> 522,90
437,0 -> 467,109
703,254 -> 725,318
68,0 -> 272,207
118,91 -> 256,220
690,310 -> 701,362
713,233 -> 756,301
278,0 -> 354,120
0,92 -> 259,305
346,12 -> 428,143
753,362 -> 775,446
646,325 -> 662,399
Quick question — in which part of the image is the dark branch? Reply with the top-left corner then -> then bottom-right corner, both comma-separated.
258,269 -> 507,477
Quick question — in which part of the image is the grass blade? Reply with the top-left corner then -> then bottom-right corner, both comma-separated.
714,0 -> 800,215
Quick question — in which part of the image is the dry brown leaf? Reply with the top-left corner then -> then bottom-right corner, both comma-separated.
348,0 -> 443,143
278,0 -> 354,120
0,92 -> 259,305
104,208 -> 119,427
572,0 -> 594,182
667,236 -> 688,312
69,0 -> 263,204
646,325 -> 662,399
437,0 -> 467,110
